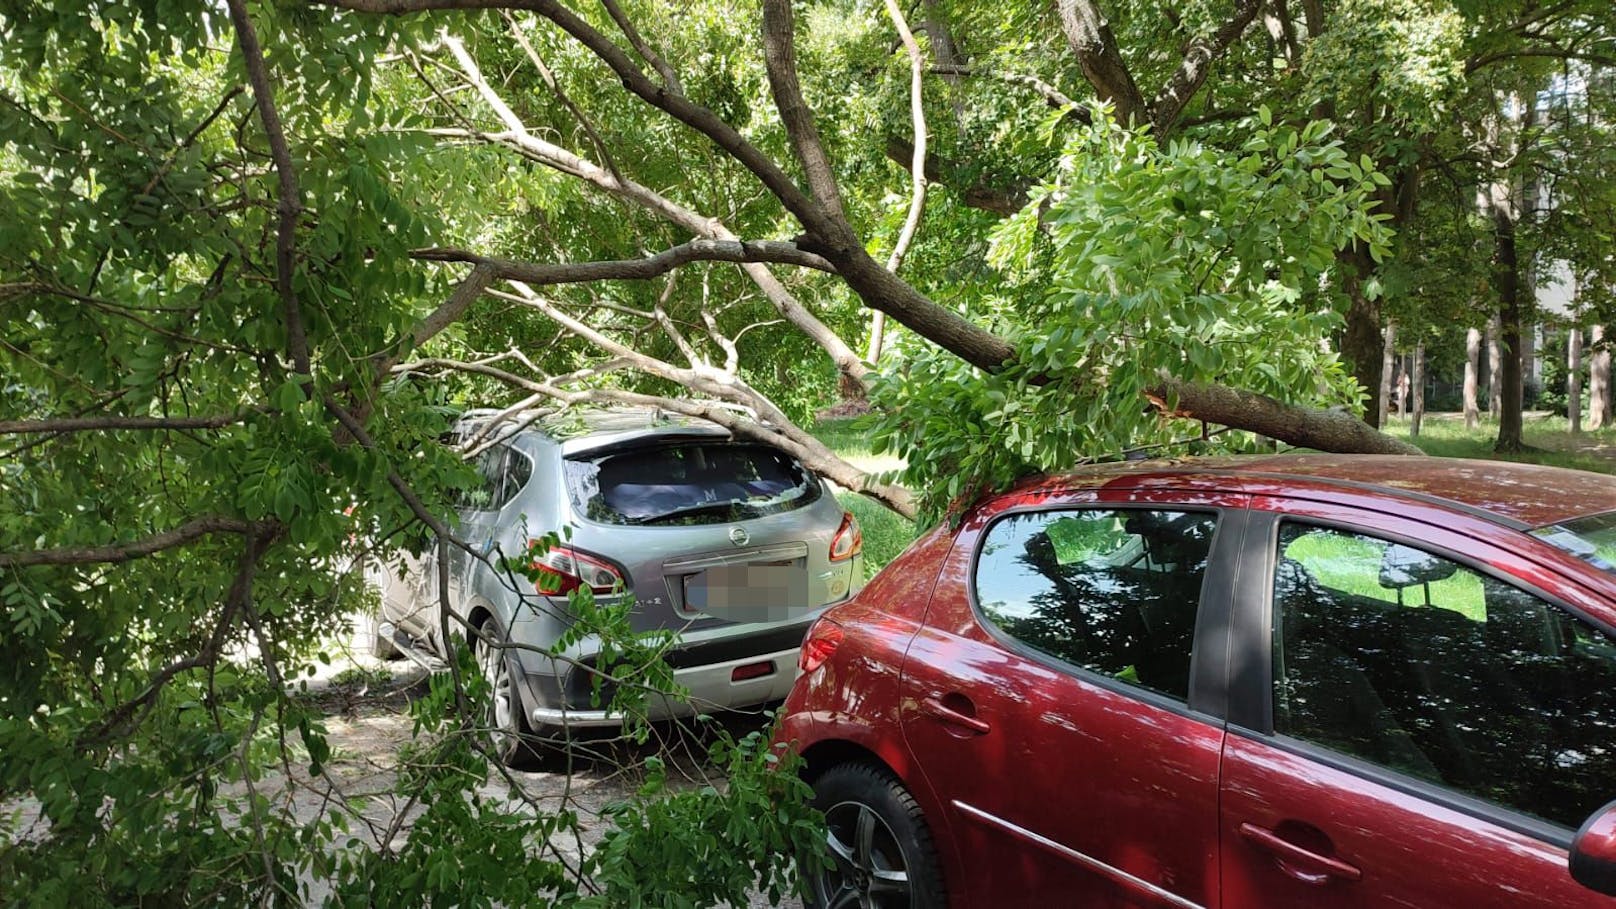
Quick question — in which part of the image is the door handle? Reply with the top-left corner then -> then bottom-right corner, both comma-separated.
921,696 -> 991,735
1239,822 -> 1361,885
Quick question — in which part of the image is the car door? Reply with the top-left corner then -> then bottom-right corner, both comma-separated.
897,487 -> 1249,908
1220,502 -> 1616,907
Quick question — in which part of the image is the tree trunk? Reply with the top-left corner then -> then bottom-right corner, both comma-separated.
1148,377 -> 1421,455
1494,210 -> 1524,453
1569,326 -> 1583,435
1411,343 -> 1425,437
1488,316 -> 1503,420
1377,320 -> 1396,427
1592,325 -> 1610,431
1464,327 -> 1481,430
1341,248 -> 1384,427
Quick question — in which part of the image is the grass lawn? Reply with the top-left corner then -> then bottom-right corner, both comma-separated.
1383,412 -> 1616,475
813,417 -> 916,573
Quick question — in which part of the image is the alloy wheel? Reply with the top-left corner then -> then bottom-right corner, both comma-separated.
813,799 -> 913,908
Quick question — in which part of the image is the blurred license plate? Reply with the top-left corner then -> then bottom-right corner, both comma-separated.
684,561 -> 807,621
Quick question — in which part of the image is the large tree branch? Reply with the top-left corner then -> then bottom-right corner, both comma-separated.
320,0 -> 837,236
435,33 -> 868,389
598,0 -> 682,94
412,239 -> 835,282
1056,0 -> 1148,126
395,356 -> 917,517
760,0 -> 848,223
868,0 -> 932,363
225,0 -> 310,377
1148,377 -> 1422,455
0,516 -> 259,568
1150,0 -> 1262,135
0,414 -> 246,435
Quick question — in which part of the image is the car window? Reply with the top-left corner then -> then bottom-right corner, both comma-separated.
973,509 -> 1217,702
458,445 -> 512,512
1272,522 -> 1616,831
501,448 -> 532,505
563,443 -> 820,526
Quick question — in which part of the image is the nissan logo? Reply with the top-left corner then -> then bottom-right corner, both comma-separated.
728,526 -> 750,547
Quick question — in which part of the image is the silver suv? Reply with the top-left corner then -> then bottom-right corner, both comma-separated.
373,407 -> 864,763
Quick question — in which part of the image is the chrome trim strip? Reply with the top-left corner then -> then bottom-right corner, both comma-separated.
662,542 -> 809,572
951,800 -> 1203,909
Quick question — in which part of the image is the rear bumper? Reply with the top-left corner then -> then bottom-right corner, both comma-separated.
516,644 -> 803,729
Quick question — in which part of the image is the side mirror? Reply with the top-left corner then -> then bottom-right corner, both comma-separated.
1571,798 -> 1616,895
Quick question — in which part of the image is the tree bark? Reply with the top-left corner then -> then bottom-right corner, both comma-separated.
1340,247 -> 1384,427
1149,0 -> 1263,134
1149,377 -> 1422,455
1488,316 -> 1503,419
1464,327 -> 1481,430
1494,209 -> 1525,453
1569,325 -> 1583,434
1411,344 -> 1425,437
1591,325 -> 1610,430
1055,0 -> 1148,125
1377,320 -> 1395,427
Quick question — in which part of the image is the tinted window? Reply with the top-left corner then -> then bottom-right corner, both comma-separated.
458,446 -> 506,511
1533,510 -> 1616,577
1272,523 -> 1616,830
973,509 -> 1217,701
502,449 -> 532,504
457,444 -> 526,512
563,443 -> 820,526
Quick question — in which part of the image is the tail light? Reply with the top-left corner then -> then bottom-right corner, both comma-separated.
529,542 -> 625,596
798,617 -> 844,673
829,510 -> 862,562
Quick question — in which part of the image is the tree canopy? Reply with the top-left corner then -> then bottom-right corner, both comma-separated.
3,0 -> 1615,901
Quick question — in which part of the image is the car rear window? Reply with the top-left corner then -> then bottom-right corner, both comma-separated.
563,442 -> 821,525
1531,511 -> 1616,574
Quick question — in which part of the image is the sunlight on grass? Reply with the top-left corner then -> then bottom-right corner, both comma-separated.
814,417 -> 916,572
1381,413 -> 1616,475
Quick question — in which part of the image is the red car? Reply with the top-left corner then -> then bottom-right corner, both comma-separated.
776,454 -> 1616,908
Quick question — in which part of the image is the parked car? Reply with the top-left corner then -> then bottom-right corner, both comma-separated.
775,454 -> 1616,908
373,406 -> 864,764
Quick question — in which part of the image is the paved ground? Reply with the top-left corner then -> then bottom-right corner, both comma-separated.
298,655 -> 806,908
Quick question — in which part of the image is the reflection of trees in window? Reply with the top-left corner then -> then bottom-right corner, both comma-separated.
975,510 -> 1216,702
1274,523 -> 1616,831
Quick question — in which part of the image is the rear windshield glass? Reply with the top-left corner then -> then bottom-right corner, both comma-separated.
564,443 -> 821,526
1531,511 -> 1616,574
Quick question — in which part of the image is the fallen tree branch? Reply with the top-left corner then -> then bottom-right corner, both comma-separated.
1147,377 -> 1422,456
412,239 -> 836,281
435,32 -> 870,391
395,355 -> 918,517
0,414 -> 246,435
868,0 -> 932,363
225,0 -> 310,377
0,516 -> 260,568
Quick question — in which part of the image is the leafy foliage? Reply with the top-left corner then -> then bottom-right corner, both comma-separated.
870,106 -> 1393,518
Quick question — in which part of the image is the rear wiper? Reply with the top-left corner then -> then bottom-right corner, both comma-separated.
627,501 -> 741,526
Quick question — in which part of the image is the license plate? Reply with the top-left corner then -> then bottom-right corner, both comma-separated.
684,561 -> 807,621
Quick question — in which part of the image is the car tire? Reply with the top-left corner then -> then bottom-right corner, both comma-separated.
475,616 -> 538,768
806,762 -> 948,908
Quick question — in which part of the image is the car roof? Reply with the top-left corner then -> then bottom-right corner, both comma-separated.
458,405 -> 736,457
1032,453 -> 1616,530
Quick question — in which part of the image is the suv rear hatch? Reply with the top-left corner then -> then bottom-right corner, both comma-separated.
561,438 -> 856,631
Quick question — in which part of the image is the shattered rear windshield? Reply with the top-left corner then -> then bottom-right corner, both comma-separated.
564,442 -> 821,526
1531,511 -> 1616,575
